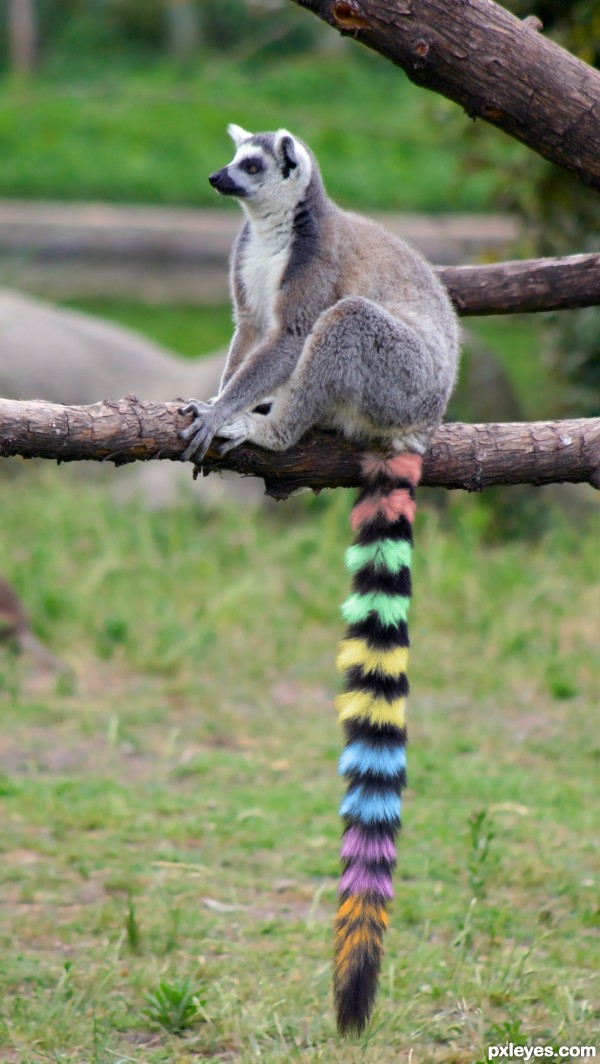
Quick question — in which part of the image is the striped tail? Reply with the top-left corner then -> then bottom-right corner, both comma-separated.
333,451 -> 422,1036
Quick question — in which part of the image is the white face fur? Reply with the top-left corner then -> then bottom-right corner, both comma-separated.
207,124 -> 313,216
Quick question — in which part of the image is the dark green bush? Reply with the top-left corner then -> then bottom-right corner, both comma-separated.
0,0 -> 321,70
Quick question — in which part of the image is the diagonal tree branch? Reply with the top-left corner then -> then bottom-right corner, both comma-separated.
0,396 -> 598,495
289,0 -> 600,191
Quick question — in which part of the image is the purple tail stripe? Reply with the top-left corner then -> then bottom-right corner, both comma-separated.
341,826 -> 396,864
340,863 -> 394,898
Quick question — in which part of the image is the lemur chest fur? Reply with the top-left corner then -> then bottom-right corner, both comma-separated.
238,215 -> 293,332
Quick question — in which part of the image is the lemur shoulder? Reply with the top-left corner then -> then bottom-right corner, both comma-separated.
179,125 -> 460,1036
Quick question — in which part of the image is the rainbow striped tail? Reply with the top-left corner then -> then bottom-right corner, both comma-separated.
333,451 -> 422,1036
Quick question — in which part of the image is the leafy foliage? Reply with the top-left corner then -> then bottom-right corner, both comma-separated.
500,0 -> 600,415
0,0 -> 322,68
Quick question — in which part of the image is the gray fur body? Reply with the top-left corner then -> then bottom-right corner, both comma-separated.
179,125 -> 459,461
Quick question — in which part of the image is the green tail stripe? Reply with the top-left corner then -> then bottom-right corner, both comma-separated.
345,539 -> 412,576
341,591 -> 410,627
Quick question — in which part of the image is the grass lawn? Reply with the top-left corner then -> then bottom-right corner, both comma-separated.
0,467 -> 597,1062
0,49 -> 518,212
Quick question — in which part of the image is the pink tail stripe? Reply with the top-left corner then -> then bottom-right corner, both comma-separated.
361,453 -> 423,487
350,488 -> 416,531
382,489 -> 417,524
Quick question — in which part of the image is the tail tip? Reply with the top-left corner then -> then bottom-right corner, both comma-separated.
334,967 -> 379,1038
336,1007 -> 372,1038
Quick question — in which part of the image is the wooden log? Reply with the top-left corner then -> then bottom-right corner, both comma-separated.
0,396 -> 598,495
289,0 -> 600,191
439,253 -> 600,316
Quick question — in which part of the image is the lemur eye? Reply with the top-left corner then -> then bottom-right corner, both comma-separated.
240,157 -> 262,175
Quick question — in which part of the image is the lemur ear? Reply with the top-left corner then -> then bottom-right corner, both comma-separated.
227,123 -> 252,148
277,132 -> 299,179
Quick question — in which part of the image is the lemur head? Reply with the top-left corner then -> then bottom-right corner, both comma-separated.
208,124 -> 314,214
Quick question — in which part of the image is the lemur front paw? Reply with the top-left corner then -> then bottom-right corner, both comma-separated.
178,401 -> 221,463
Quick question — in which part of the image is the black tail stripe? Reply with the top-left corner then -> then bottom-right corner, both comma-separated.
343,666 -> 409,700
342,720 -> 408,746
345,619 -> 410,649
354,515 -> 414,546
352,565 -> 412,597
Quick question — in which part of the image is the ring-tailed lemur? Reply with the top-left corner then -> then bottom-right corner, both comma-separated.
179,125 -> 460,1035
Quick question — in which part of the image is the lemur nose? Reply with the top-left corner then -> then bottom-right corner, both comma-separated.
208,171 -> 222,187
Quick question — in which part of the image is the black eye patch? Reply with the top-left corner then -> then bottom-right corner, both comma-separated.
238,157 -> 264,175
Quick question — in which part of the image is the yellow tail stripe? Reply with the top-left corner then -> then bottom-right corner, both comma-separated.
335,689 -> 406,727
336,638 -> 409,677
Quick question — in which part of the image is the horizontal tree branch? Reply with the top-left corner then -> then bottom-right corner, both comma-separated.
290,0 -> 600,191
439,253 -> 600,316
0,397 -> 598,495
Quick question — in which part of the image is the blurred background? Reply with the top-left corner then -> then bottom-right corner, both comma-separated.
0,3 -> 598,1060
0,0 -> 598,422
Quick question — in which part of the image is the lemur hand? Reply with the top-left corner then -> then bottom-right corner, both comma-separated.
178,400 -> 223,463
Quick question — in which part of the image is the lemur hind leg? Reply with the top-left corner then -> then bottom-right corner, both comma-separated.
218,296 -> 438,453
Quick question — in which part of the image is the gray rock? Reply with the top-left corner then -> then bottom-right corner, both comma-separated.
0,288 -> 225,403
0,289 -> 264,506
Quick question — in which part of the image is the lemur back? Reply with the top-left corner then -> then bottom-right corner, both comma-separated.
179,125 -> 460,1035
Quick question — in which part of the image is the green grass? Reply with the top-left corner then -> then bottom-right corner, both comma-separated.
0,468 -> 597,1061
62,300 -> 233,359
0,49 -> 516,211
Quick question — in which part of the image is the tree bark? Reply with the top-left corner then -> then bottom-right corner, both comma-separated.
289,0 -> 600,192
0,396 -> 598,495
439,253 -> 600,316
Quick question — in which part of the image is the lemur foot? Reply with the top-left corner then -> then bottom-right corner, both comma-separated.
178,401 -> 221,463
179,400 -> 274,462
216,435 -> 247,457
216,412 -> 253,453
217,401 -> 274,454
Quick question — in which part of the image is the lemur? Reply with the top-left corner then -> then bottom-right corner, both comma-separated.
179,125 -> 460,1035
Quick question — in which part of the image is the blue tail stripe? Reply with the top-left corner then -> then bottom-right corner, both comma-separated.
339,785 -> 401,824
338,742 -> 406,779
